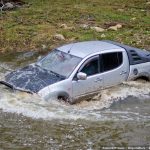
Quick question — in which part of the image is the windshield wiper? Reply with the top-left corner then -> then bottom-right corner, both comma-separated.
35,63 -> 41,67
49,70 -> 65,79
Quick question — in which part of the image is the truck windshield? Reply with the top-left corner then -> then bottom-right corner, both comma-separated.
37,50 -> 82,78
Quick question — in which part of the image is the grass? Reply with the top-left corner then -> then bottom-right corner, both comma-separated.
0,0 -> 150,53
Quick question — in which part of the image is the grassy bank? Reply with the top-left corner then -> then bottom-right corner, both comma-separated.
1,0 -> 150,53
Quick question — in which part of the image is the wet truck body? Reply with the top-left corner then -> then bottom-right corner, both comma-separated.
0,41 -> 150,104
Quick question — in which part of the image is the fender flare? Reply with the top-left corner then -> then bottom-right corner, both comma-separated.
134,72 -> 150,81
57,91 -> 70,101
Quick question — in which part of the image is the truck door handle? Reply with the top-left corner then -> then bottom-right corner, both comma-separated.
94,78 -> 102,82
120,71 -> 127,75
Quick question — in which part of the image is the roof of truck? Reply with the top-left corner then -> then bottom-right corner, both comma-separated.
57,41 -> 122,58
57,40 -> 150,65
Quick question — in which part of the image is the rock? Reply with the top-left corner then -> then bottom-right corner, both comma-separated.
108,24 -> 123,31
108,26 -> 118,31
101,34 -> 106,38
80,24 -> 89,29
60,24 -> 74,30
116,24 -> 122,29
90,26 -> 105,32
146,1 -> 150,5
60,24 -> 68,29
38,56 -> 42,60
53,34 -> 65,40
4,2 -> 14,10
117,9 -> 124,12
131,17 -> 136,21
42,44 -> 47,50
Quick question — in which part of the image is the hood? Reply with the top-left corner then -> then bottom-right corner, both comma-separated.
1,65 -> 65,93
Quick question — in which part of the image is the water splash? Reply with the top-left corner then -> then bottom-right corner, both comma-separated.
74,81 -> 150,109
0,76 -> 150,121
0,60 -> 150,121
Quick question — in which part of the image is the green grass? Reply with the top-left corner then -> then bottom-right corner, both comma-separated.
0,0 -> 150,52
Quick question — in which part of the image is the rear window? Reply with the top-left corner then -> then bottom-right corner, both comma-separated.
101,52 -> 123,72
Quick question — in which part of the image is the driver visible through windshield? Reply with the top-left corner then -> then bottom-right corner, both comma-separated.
37,50 -> 82,78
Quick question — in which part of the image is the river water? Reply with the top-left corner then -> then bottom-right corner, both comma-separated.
0,52 -> 150,149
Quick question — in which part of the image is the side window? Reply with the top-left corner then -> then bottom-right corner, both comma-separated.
101,52 -> 123,72
80,57 -> 99,76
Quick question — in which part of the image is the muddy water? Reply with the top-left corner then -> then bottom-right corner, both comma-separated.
0,52 -> 150,149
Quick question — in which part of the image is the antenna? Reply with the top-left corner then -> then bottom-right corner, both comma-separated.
68,43 -> 75,53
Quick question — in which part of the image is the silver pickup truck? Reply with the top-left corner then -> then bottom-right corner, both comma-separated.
0,40 -> 150,104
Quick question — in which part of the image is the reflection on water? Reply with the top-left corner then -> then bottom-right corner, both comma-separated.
0,52 -> 150,149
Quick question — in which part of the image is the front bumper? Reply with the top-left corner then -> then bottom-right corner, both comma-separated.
0,80 -> 34,94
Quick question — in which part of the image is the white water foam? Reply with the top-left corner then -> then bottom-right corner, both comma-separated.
0,62 -> 150,121
0,78 -> 150,121
74,81 -> 150,109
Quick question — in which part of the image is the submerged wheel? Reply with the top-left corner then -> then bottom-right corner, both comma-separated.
58,95 -> 69,102
135,76 -> 150,82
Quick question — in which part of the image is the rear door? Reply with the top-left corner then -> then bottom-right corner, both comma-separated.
100,51 -> 129,87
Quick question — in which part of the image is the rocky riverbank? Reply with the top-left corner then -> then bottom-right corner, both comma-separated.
0,0 -> 150,53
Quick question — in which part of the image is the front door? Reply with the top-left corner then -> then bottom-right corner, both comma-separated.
72,55 -> 103,99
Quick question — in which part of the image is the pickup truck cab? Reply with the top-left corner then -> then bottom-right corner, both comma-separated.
0,40 -> 150,104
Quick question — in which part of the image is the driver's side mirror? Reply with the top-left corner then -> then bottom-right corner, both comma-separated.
77,72 -> 87,80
